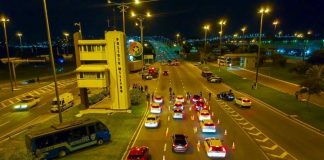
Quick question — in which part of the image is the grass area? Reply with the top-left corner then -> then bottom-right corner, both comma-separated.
0,102 -> 147,160
248,62 -> 306,84
208,65 -> 324,131
0,61 -> 76,84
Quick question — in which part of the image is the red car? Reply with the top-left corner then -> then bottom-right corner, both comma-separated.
193,101 -> 209,111
127,146 -> 150,160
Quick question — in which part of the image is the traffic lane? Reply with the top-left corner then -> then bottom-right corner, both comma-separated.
0,83 -> 78,140
162,65 -> 204,160
186,63 -> 323,159
223,93 -> 324,160
178,62 -> 268,160
229,69 -> 298,95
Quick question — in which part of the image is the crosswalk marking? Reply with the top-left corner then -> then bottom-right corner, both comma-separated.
255,137 -> 269,143
261,144 -> 278,150
268,152 -> 288,159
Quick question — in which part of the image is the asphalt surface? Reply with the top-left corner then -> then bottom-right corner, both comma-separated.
130,40 -> 324,160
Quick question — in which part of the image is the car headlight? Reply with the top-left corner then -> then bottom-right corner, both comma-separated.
14,105 -> 20,109
20,104 -> 28,109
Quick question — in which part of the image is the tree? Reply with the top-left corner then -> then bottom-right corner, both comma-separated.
307,49 -> 324,65
300,65 -> 324,103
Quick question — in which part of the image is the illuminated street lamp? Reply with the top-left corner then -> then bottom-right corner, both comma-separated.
203,24 -> 210,52
255,7 -> 270,89
218,19 -> 226,55
272,19 -> 279,30
63,32 -> 69,54
1,16 -> 14,92
241,26 -> 247,52
107,0 -> 141,33
176,33 -> 180,44
16,32 -> 23,53
278,31 -> 283,37
43,0 -> 63,123
131,11 -> 152,65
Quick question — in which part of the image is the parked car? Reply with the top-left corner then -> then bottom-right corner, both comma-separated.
208,76 -> 223,83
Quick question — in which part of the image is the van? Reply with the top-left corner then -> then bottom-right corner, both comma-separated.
51,93 -> 74,113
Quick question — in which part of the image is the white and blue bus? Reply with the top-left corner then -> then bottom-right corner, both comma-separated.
25,118 -> 111,159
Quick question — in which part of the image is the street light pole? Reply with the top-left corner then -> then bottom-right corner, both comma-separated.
241,27 -> 246,52
63,32 -> 69,54
43,0 -> 63,123
16,32 -> 23,53
74,22 -> 82,39
255,7 -> 270,89
1,17 -> 14,92
218,20 -> 226,56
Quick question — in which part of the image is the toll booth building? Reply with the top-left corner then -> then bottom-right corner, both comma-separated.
76,40 -> 109,88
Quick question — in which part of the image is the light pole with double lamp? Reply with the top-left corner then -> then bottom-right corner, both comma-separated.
255,7 -> 270,89
218,19 -> 226,56
241,26 -> 247,52
63,32 -> 69,54
107,0 -> 140,33
1,16 -> 14,92
43,0 -> 63,123
74,22 -> 82,39
203,24 -> 210,52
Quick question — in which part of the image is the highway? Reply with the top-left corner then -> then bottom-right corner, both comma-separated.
131,63 -> 267,160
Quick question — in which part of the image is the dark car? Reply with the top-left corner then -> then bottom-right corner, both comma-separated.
217,91 -> 235,101
142,73 -> 153,80
191,95 -> 202,103
171,134 -> 189,153
127,146 -> 150,160
163,71 -> 169,76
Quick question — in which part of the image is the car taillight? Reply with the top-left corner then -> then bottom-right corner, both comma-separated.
243,99 -> 250,102
185,144 -> 188,148
172,144 -> 175,147
222,147 -> 226,152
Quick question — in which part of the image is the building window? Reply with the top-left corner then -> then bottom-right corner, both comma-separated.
97,73 -> 101,79
80,73 -> 83,79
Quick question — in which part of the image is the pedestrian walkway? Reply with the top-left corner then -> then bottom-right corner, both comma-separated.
210,63 -> 324,108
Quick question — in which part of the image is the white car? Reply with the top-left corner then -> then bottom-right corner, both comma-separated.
235,97 -> 252,108
144,114 -> 160,128
153,95 -> 163,104
197,110 -> 211,121
13,96 -> 40,111
150,103 -> 162,114
173,108 -> 184,119
175,95 -> 185,103
173,102 -> 184,110
204,137 -> 226,158
200,119 -> 216,133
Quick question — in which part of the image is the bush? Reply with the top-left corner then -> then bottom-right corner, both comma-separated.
130,89 -> 145,105
88,90 -> 108,105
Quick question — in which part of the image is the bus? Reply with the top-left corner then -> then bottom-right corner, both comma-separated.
25,118 -> 111,159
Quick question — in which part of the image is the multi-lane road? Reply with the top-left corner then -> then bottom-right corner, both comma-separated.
129,61 -> 324,160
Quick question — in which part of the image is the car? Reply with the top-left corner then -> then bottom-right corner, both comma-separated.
13,96 -> 40,111
171,134 -> 189,152
202,71 -> 213,78
163,70 -> 169,76
217,91 -> 235,101
194,62 -> 201,66
173,102 -> 184,110
197,110 -> 211,121
173,108 -> 184,119
203,137 -> 226,158
144,114 -> 160,128
208,77 -> 223,83
235,97 -> 252,108
153,95 -> 163,104
175,95 -> 185,103
191,95 -> 202,103
142,73 -> 153,80
127,146 -> 150,160
193,101 -> 209,111
200,119 -> 216,133
150,103 -> 162,114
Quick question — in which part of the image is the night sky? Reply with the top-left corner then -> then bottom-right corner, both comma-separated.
1,0 -> 323,44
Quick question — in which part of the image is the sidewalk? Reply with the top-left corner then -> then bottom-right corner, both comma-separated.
225,65 -> 324,108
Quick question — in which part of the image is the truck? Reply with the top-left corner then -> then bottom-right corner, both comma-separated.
13,96 -> 40,111
51,93 -> 74,113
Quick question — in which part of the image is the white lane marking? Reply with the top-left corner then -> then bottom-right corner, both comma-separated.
239,122 -> 249,125
168,116 -> 170,121
255,137 -> 269,143
8,100 -> 14,104
243,126 -> 255,131
193,127 -> 197,134
15,97 -> 21,101
248,131 -> 262,136
0,121 -> 10,127
164,143 -> 167,152
33,90 -> 41,95
261,144 -> 278,150
268,152 -> 288,159
163,155 -> 166,160
1,102 -> 6,108
165,128 -> 169,137
28,93 -> 34,96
